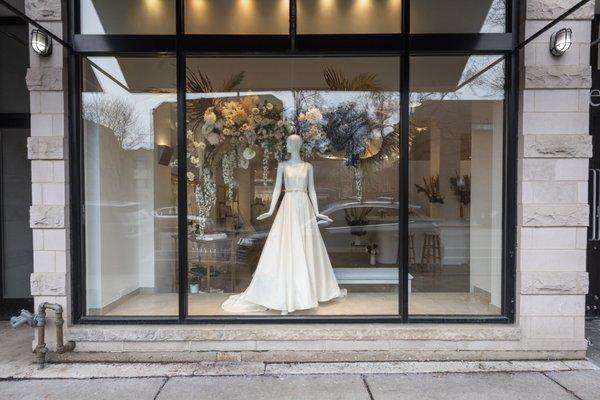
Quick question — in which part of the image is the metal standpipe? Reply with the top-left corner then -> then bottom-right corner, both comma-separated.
10,302 -> 76,369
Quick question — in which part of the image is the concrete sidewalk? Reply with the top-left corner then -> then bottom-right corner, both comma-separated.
1,321 -> 600,399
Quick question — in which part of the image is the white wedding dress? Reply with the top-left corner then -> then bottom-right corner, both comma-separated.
222,162 -> 343,313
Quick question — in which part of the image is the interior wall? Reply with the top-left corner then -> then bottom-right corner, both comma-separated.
469,101 -> 503,306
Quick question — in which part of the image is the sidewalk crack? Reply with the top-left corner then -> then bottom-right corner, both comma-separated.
542,372 -> 583,400
361,374 -> 375,400
153,377 -> 169,400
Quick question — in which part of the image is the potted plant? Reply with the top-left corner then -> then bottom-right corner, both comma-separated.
414,175 -> 444,218
189,267 -> 205,294
366,243 -> 379,265
345,207 -> 373,246
449,171 -> 470,219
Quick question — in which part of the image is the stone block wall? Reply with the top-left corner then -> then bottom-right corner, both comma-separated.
518,0 -> 594,350
26,0 -> 69,348
22,0 -> 595,358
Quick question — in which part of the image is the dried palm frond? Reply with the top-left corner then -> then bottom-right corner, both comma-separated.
350,72 -> 381,91
415,175 -> 444,204
221,71 -> 245,93
360,125 -> 399,172
186,67 -> 213,93
323,67 -> 381,91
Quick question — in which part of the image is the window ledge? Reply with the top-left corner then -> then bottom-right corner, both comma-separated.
66,323 -> 522,342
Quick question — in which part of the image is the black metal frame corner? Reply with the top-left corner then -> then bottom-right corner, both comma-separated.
69,0 -> 519,325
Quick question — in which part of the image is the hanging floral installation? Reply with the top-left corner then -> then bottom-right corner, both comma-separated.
185,67 -> 399,235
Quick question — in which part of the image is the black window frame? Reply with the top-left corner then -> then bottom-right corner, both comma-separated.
69,0 -> 519,325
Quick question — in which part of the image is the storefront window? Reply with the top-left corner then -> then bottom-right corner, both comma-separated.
185,57 -> 400,316
410,0 -> 505,33
82,56 -> 179,316
408,55 -> 504,315
297,0 -> 401,34
80,0 -> 176,34
185,0 -> 289,35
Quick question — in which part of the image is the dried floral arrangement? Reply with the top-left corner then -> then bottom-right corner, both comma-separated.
415,175 -> 444,204
449,172 -> 470,206
449,171 -> 470,218
185,67 -> 400,235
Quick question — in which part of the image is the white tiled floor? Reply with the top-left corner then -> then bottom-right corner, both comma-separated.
103,292 -> 500,317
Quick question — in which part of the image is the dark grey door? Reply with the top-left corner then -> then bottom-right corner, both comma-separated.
0,126 -> 33,318
587,15 -> 600,318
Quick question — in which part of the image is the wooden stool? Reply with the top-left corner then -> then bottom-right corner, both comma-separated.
421,234 -> 442,271
408,234 -> 417,267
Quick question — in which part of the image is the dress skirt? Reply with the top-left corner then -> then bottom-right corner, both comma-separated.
222,191 -> 342,313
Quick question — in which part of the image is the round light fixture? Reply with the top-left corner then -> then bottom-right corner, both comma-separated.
31,29 -> 52,56
550,28 -> 572,56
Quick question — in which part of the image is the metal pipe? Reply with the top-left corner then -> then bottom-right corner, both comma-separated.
31,302 -> 76,369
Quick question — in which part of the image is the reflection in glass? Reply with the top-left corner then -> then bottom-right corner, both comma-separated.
185,0 -> 289,34
185,57 -> 400,316
80,0 -> 176,34
298,0 -> 402,34
408,55 -> 504,315
83,57 -> 178,316
411,0 -> 505,33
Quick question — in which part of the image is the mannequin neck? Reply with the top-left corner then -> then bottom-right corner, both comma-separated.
288,151 -> 302,163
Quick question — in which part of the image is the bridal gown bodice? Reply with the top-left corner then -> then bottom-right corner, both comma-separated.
282,162 -> 309,192
221,161 -> 343,314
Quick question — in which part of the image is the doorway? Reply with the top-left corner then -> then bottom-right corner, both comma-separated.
587,14 -> 600,318
0,7 -> 32,318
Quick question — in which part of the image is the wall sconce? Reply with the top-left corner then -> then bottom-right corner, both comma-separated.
550,28 -> 572,56
30,29 -> 52,56
157,145 -> 173,166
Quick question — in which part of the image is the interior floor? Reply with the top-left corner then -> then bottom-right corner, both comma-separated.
101,291 -> 501,317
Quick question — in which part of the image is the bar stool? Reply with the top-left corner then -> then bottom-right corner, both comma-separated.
421,233 -> 442,272
408,234 -> 417,267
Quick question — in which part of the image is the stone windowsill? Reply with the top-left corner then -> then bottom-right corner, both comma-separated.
66,324 -> 521,342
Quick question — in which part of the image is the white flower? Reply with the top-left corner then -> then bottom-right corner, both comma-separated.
243,147 -> 257,160
187,172 -> 195,181
252,107 -> 260,115
305,108 -> 323,124
266,102 -> 273,110
193,141 -> 206,150
277,120 -> 284,127
239,157 -> 249,169
203,108 -> 217,124
186,130 -> 194,140
201,123 -> 213,136
190,156 -> 200,166
207,132 -> 220,145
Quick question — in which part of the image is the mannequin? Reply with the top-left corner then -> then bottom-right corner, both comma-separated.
222,134 -> 344,314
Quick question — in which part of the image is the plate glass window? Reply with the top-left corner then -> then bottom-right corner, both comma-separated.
297,0 -> 402,34
408,55 -> 505,316
82,56 -> 179,316
185,0 -> 289,34
80,0 -> 176,35
410,0 -> 505,33
185,57 -> 400,316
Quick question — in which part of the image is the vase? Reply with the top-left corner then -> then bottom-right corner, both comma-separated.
429,203 -> 441,219
369,253 -> 376,265
189,283 -> 200,294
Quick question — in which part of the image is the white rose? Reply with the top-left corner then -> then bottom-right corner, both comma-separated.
243,147 -> 257,160
305,108 -> 323,124
207,132 -> 220,145
203,108 -> 217,124
187,172 -> 195,181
